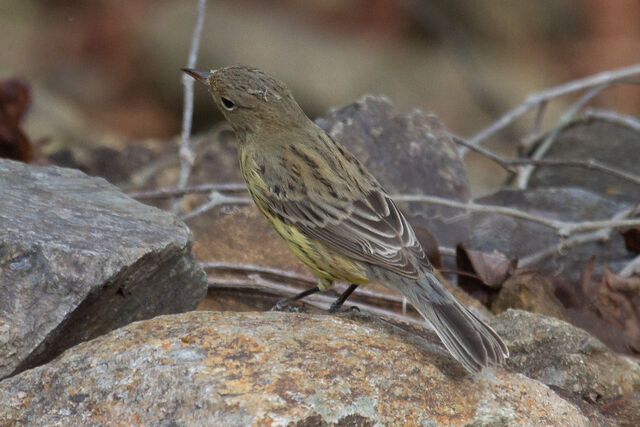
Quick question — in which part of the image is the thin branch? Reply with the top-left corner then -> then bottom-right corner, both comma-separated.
392,194 -> 640,237
451,135 -> 516,172
201,261 -> 314,284
461,62 -> 640,156
516,84 -> 608,189
531,100 -> 548,135
180,192 -> 250,221
584,108 -> 640,132
168,184 -> 640,236
619,255 -> 640,277
207,274 -> 423,325
128,183 -> 247,200
438,246 -> 457,257
511,158 -> 640,186
519,207 -> 634,267
173,0 -> 207,213
201,261 -> 407,303
519,229 -> 609,267
450,134 -> 640,187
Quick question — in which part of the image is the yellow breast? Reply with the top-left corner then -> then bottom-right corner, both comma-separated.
239,150 -> 369,287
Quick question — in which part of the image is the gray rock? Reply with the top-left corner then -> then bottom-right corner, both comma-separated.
0,311 -> 589,426
527,113 -> 640,203
471,187 -> 632,283
0,159 -> 206,379
493,309 -> 640,426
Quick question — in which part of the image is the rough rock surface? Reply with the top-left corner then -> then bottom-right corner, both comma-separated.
0,159 -> 207,379
0,311 -> 590,426
493,310 -> 640,425
471,187 -> 632,280
528,114 -> 640,203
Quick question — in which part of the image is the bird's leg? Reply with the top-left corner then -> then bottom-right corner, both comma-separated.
270,285 -> 320,311
328,284 -> 359,313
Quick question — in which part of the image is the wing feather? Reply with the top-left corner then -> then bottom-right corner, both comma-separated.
266,188 -> 430,279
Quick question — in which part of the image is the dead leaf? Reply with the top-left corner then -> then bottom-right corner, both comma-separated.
595,268 -> 640,353
556,257 -> 600,308
0,78 -> 32,162
455,244 -> 516,304
622,227 -> 640,254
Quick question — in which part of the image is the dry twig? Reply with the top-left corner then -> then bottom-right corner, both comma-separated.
451,134 -> 640,187
519,207 -> 635,267
128,182 -> 246,200
460,63 -> 640,157
515,85 -> 611,188
154,180 -> 640,238
393,194 -> 640,237
207,274 -> 422,325
173,0 -> 207,213
619,255 -> 640,277
202,261 -> 408,303
180,191 -> 251,221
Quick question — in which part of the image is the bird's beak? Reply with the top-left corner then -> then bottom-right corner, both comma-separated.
181,68 -> 211,84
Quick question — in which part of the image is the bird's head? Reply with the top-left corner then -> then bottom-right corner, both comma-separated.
183,65 -> 307,138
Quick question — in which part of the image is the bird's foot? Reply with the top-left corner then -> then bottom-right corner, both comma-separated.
269,285 -> 320,312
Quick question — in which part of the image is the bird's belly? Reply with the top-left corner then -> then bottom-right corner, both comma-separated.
264,212 -> 370,286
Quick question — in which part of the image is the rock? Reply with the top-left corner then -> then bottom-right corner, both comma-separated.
0,311 -> 589,426
492,272 -> 640,355
493,309 -> 640,426
492,273 -> 569,321
0,159 -> 206,379
527,113 -> 640,203
471,187 -> 632,283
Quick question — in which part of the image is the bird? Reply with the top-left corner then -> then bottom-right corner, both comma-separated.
183,65 -> 508,373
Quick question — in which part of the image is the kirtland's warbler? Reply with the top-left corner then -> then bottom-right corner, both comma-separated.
183,66 -> 508,372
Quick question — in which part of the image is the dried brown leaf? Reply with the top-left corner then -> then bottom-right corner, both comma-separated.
594,268 -> 640,354
0,78 -> 32,162
622,227 -> 640,254
457,244 -> 516,287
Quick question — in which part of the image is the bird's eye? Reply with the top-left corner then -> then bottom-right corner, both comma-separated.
221,97 -> 236,111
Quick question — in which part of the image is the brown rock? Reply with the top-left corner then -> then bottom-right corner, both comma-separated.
492,271 -> 640,356
492,273 -> 568,320
0,311 -> 589,426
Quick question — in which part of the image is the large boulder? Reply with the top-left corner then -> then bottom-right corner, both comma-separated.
0,311 -> 592,426
0,159 -> 207,379
493,310 -> 640,425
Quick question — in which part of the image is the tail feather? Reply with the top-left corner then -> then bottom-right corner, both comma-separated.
405,273 -> 509,373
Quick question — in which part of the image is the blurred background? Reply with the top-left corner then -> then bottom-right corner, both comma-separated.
1,0 -> 639,194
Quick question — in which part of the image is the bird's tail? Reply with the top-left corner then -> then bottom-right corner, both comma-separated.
403,271 -> 509,373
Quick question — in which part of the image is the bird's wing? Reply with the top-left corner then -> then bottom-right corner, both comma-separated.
264,188 -> 430,279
